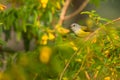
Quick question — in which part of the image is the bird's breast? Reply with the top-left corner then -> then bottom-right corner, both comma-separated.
75,29 -> 90,37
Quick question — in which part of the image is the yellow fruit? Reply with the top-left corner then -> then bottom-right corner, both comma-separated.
69,42 -> 78,51
40,0 -> 48,4
41,34 -> 48,45
63,77 -> 68,80
72,46 -> 78,51
40,0 -> 48,8
55,24 -> 70,35
48,33 -> 55,40
41,40 -> 47,45
42,3 -> 47,8
56,2 -> 61,9
0,4 -> 6,11
39,46 -> 52,64
104,76 -> 110,80
104,50 -> 110,57
41,33 -> 48,40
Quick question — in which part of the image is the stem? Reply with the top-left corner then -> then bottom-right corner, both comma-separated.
58,0 -> 72,25
59,48 -> 81,80
84,17 -> 120,41
64,0 -> 89,20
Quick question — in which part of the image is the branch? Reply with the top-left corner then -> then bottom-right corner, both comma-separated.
84,28 -> 100,41
84,17 -> 120,41
84,71 -> 91,80
64,0 -> 89,20
0,4 -> 7,10
104,17 -> 120,26
0,54 -> 7,72
59,48 -> 81,80
57,0 -> 89,25
72,47 -> 89,80
58,0 -> 72,25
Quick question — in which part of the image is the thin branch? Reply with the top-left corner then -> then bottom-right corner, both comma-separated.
84,71 -> 91,80
58,0 -> 72,25
104,17 -> 120,26
72,47 -> 89,80
93,70 -> 99,79
84,28 -> 100,41
64,0 -> 90,20
0,4 -> 7,9
0,53 -> 7,72
33,73 -> 38,80
73,60 -> 85,80
59,48 -> 81,80
57,0 -> 90,25
84,17 -> 120,41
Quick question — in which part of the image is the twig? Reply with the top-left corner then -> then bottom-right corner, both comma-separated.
0,53 -> 7,72
33,73 -> 38,80
93,70 -> 99,79
84,28 -> 100,41
58,0 -> 90,25
73,61 -> 84,80
59,48 -> 81,80
64,0 -> 90,20
72,47 -> 89,80
58,0 -> 72,25
84,17 -> 120,41
85,71 -> 91,80
0,4 -> 7,9
104,17 -> 120,26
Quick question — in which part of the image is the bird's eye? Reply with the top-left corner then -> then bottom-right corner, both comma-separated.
70,23 -> 76,28
72,24 -> 75,27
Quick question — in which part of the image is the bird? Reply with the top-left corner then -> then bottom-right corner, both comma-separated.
70,23 -> 91,37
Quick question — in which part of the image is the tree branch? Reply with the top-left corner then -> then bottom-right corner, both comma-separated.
64,0 -> 89,20
104,17 -> 120,26
84,17 -> 120,41
58,0 -> 72,25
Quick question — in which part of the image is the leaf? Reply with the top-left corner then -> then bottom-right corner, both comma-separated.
16,31 -> 22,41
0,39 -> 6,45
48,11 -> 52,23
0,23 -> 3,25
90,0 -> 101,6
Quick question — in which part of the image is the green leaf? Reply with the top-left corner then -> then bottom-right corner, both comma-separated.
48,11 -> 52,23
16,31 -> 22,41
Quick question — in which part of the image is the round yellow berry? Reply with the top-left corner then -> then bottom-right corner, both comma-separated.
39,46 -> 52,64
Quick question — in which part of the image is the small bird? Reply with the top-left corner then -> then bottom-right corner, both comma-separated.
70,23 -> 91,37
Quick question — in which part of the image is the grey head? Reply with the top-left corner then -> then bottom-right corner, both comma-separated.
70,23 -> 81,32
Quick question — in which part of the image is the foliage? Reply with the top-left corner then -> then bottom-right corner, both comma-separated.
90,0 -> 107,6
0,0 -> 120,80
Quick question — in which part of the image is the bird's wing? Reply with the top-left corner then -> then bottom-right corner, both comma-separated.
76,29 -> 90,37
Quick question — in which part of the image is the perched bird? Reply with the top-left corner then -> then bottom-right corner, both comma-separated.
70,23 -> 91,37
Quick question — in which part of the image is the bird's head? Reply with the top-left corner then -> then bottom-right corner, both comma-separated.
70,23 -> 81,32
